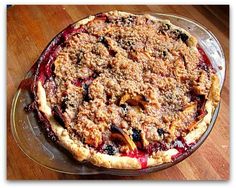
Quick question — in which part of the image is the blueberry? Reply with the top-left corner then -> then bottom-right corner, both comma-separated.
98,36 -> 109,48
132,128 -> 142,142
83,83 -> 89,91
121,17 -> 125,23
120,104 -> 128,113
141,95 -> 149,102
162,51 -> 167,57
98,36 -> 105,42
83,84 -> 91,102
105,145 -> 115,155
92,71 -> 99,78
61,97 -> 68,112
157,128 -> 165,137
76,52 -> 83,64
110,124 -> 119,133
178,33 -> 189,43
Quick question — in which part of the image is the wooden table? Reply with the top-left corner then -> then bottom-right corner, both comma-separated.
7,5 -> 229,180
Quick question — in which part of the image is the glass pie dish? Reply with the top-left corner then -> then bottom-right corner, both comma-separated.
10,13 -> 225,176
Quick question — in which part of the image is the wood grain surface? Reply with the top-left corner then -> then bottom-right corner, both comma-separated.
7,5 -> 230,180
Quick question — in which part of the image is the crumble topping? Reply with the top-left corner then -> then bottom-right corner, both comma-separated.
41,12 -> 216,157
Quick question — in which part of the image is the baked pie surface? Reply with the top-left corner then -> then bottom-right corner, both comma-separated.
27,11 -> 220,169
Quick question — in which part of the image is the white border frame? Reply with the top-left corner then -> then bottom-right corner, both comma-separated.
2,1 -> 234,187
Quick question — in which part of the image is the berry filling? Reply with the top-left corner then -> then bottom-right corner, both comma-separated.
121,149 -> 148,169
132,128 -> 142,142
170,136 -> 193,160
197,45 -> 214,73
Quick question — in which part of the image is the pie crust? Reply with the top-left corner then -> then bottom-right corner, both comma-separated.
26,11 -> 220,169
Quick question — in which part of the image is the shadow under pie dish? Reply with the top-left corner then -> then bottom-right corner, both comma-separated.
11,11 -> 225,174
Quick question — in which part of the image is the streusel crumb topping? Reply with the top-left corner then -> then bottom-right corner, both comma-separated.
43,12 -> 214,156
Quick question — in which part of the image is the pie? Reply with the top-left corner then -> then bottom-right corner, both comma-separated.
23,11 -> 221,169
